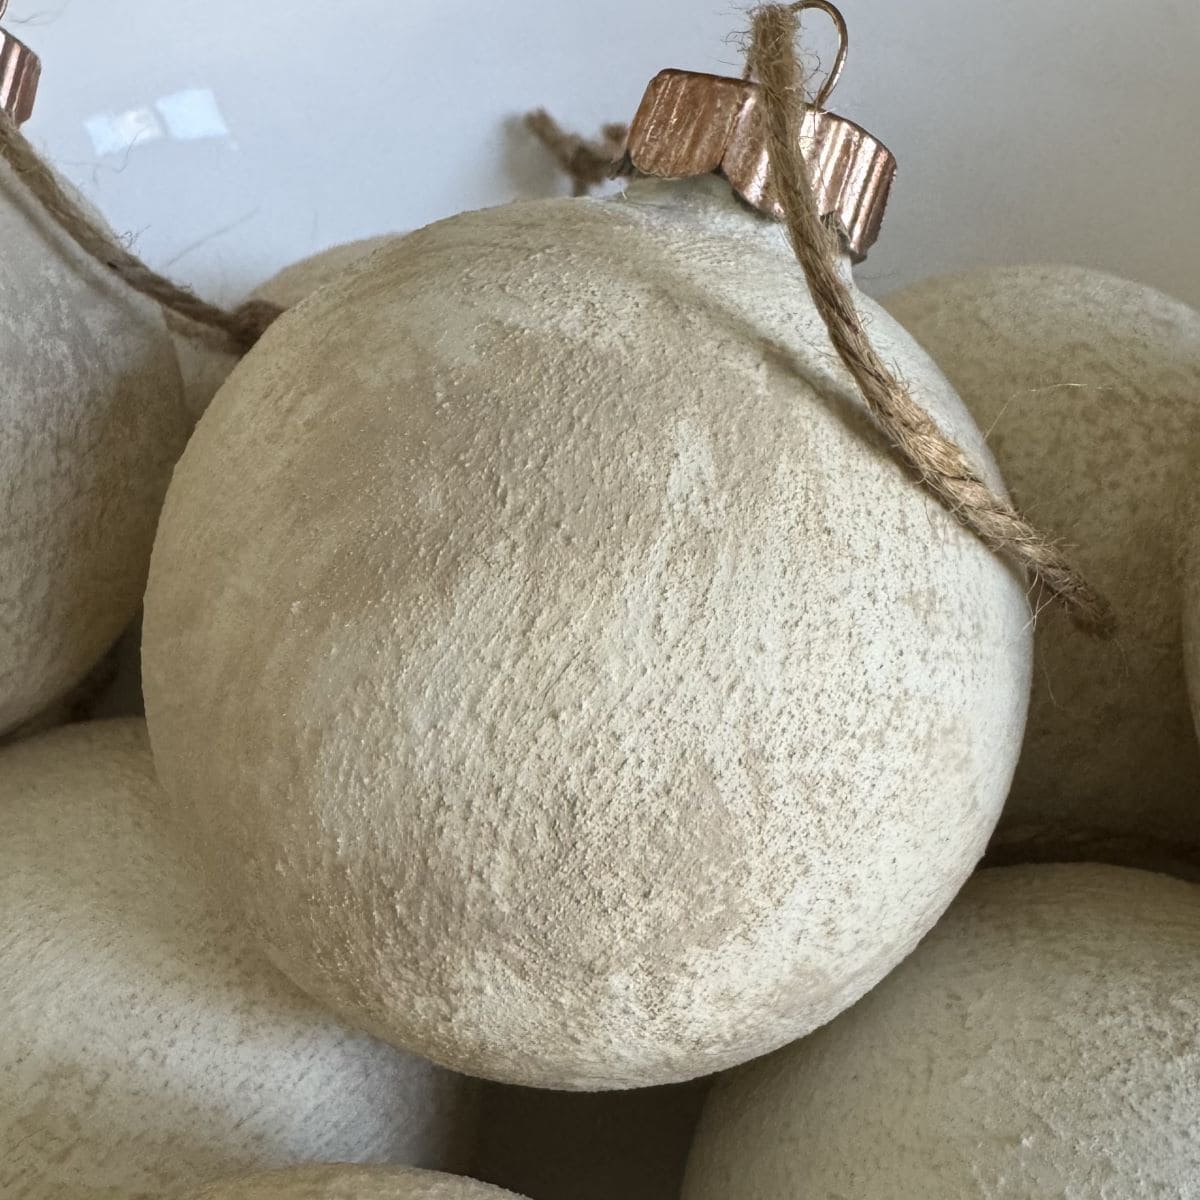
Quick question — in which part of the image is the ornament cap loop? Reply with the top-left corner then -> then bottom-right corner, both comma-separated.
766,0 -> 848,110
0,22 -> 40,126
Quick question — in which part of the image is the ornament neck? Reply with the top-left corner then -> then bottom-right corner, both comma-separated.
619,175 -> 856,281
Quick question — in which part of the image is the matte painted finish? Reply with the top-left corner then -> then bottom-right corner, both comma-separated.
888,266 -> 1200,865
145,178 -> 1032,1090
0,160 -> 185,736
0,721 -> 476,1200
171,235 -> 402,422
685,863 -> 1200,1199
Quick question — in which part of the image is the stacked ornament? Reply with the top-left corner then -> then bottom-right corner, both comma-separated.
3,2 -> 1200,1198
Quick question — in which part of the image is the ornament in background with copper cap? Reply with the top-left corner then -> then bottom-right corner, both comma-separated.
623,0 -> 893,263
0,0 -> 39,126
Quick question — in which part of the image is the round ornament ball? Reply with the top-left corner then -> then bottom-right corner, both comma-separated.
178,1166 -> 523,1200
144,175 -> 1033,1090
0,160 -> 187,737
886,266 -> 1200,868
0,720 -> 476,1200
684,863 -> 1200,1200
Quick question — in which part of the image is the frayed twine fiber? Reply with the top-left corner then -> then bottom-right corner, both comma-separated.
524,110 -> 629,197
0,110 -> 282,354
527,6 -> 1114,638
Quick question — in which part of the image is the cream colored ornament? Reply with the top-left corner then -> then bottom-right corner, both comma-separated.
178,1166 -> 523,1200
886,266 -> 1200,866
684,862 -> 1200,1200
0,160 -> 186,737
0,720 -> 477,1200
172,236 -> 401,421
144,172 -> 1032,1090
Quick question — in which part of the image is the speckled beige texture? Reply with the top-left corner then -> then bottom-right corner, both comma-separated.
0,161 -> 186,737
170,237 -> 402,421
886,267 -> 1200,865
684,862 -> 1200,1200
143,177 -> 1032,1090
180,1166 -> 523,1199
0,720 -> 477,1200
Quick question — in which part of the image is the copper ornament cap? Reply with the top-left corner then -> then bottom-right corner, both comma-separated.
624,4 -> 895,263
0,8 -> 39,126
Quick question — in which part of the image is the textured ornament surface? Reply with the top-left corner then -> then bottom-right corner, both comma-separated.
179,1166 -> 522,1199
684,863 -> 1200,1200
887,266 -> 1200,865
0,160 -> 186,736
0,721 -> 476,1200
144,177 -> 1032,1089
170,236 -> 401,422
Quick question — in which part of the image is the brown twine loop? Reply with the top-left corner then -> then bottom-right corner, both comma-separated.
0,110 -> 283,354
524,110 -> 627,196
748,3 -> 1113,636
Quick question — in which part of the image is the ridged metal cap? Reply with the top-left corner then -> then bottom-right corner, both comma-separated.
0,13 -> 40,127
625,68 -> 895,263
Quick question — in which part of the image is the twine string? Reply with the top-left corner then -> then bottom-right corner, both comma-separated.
0,110 -> 282,354
0,28 -> 1115,633
745,3 -> 1113,636
525,5 -> 1113,636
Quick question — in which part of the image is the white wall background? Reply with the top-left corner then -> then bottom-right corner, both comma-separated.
12,0 -> 1200,307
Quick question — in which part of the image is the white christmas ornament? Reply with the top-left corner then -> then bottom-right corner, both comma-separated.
684,863 -> 1200,1200
144,44 -> 1035,1088
0,154 -> 186,737
886,266 -> 1200,865
178,1166 -> 523,1200
0,720 -> 476,1200
144,162 -> 1032,1089
79,237 -> 408,725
